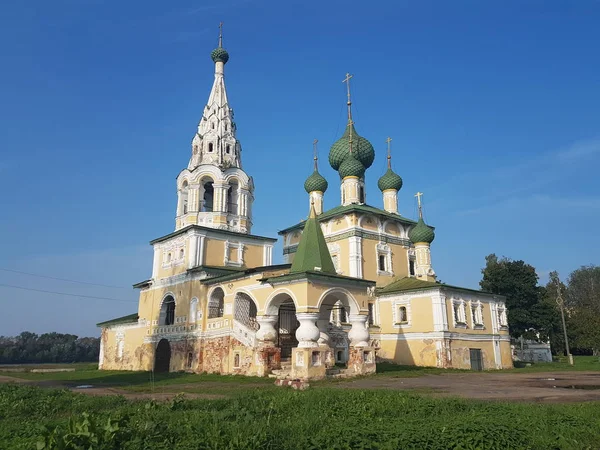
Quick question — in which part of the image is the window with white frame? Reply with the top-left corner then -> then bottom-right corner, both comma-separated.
393,301 -> 411,326
498,304 -> 508,328
376,243 -> 393,275
452,299 -> 467,326
471,301 -> 484,328
328,243 -> 342,274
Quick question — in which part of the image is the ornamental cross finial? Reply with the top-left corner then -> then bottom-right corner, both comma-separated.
313,139 -> 319,170
386,137 -> 392,169
415,192 -> 424,218
342,72 -> 354,123
218,22 -> 223,48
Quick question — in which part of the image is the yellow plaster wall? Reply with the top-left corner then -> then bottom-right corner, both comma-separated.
376,338 -> 439,367
204,239 -> 225,266
244,243 -> 264,268
155,240 -> 191,279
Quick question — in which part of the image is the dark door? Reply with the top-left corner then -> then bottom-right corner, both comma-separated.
469,348 -> 483,371
277,302 -> 299,359
154,339 -> 171,373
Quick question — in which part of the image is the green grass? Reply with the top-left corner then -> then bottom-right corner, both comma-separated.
509,355 -> 600,373
1,383 -> 599,450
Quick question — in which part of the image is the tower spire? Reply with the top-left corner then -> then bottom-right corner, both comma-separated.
218,21 -> 223,48
342,72 -> 354,124
415,192 -> 424,219
313,139 -> 319,171
386,136 -> 392,169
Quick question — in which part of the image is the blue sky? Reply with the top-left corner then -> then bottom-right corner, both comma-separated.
1,0 -> 599,337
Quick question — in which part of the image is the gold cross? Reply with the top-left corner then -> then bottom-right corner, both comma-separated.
386,137 -> 392,168
218,22 -> 224,47
313,139 -> 318,169
342,72 -> 353,122
415,192 -> 424,218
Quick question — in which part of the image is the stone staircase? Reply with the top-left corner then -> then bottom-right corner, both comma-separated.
268,358 -> 292,379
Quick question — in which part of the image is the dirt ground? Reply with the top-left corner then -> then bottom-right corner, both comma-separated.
335,371 -> 600,403
2,371 -> 600,403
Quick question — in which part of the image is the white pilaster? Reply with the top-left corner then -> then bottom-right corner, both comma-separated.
348,236 -> 363,278
382,189 -> 398,214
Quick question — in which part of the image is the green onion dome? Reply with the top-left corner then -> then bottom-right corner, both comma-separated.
408,218 -> 435,244
377,168 -> 403,192
211,47 -> 229,64
338,152 -> 366,179
329,123 -> 375,171
304,169 -> 328,193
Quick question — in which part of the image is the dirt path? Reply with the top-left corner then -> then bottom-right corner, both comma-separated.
2,372 -> 600,403
336,371 -> 600,403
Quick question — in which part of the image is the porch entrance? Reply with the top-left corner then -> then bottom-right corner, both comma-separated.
470,348 -> 483,371
277,300 -> 298,359
154,339 -> 171,373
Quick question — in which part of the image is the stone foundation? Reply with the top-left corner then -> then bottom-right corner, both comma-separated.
291,347 -> 327,380
347,347 -> 376,376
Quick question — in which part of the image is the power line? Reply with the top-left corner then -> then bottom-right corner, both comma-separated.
0,268 -> 130,290
0,283 -> 137,303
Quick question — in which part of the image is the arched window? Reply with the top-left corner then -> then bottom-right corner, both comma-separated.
409,259 -> 415,276
398,306 -> 408,324
201,180 -> 214,212
225,124 -> 228,131
234,293 -> 258,330
208,288 -> 225,319
359,185 -> 365,203
208,143 -> 214,153
179,248 -> 184,260
211,123 -> 215,130
227,179 -> 239,215
193,145 -> 198,154
181,181 -> 189,214
160,296 -> 176,325
226,144 -> 231,154
167,253 -> 172,262
189,298 -> 198,324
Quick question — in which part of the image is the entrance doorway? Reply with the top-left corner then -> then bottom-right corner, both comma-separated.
277,300 -> 298,359
154,339 -> 171,373
469,348 -> 483,371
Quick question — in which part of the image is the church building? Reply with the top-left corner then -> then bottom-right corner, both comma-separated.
97,28 -> 512,379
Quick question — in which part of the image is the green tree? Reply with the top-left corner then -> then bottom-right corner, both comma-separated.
480,254 -> 554,339
565,265 -> 600,355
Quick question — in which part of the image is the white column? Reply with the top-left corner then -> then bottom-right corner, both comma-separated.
316,318 -> 331,347
415,243 -> 435,280
188,235 -> 198,270
348,236 -> 363,278
295,313 -> 320,348
348,314 -> 370,347
151,246 -> 161,278
98,335 -> 105,369
256,315 -> 278,346
431,291 -> 448,332
197,236 -> 205,266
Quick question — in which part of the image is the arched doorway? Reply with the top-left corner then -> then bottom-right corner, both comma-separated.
154,339 -> 171,373
277,299 -> 299,359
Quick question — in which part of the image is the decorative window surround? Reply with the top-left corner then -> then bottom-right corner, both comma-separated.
328,243 -> 343,274
393,299 -> 412,328
224,241 -> 244,267
470,301 -> 485,329
451,298 -> 468,328
497,304 -> 509,328
376,242 -> 394,277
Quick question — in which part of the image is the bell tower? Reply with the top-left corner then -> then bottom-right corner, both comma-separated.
175,24 -> 254,234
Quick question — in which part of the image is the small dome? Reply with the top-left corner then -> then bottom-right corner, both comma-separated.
338,152 -> 365,179
329,123 -> 375,171
211,47 -> 229,64
304,170 -> 328,193
378,168 -> 403,192
408,218 -> 435,244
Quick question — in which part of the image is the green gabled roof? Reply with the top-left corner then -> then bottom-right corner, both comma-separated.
378,277 -> 503,298
260,270 -> 375,286
201,264 -> 292,286
290,203 -> 336,274
97,313 -> 138,328
278,203 -> 419,235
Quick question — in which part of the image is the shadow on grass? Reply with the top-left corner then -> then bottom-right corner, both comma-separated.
376,362 -> 470,377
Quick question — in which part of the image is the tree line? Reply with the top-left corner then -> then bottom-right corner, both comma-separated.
480,254 -> 600,356
0,332 -> 100,364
